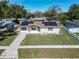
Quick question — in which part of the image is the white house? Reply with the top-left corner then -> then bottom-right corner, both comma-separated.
20,18 -> 60,34
64,20 -> 79,33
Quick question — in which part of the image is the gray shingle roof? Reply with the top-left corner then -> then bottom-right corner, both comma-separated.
64,21 -> 79,28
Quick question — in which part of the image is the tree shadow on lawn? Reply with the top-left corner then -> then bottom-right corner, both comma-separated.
0,31 -> 17,41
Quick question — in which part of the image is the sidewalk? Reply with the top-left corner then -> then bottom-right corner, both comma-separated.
20,45 -> 79,48
0,46 -> 8,49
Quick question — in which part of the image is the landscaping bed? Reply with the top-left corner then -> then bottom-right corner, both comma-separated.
21,29 -> 79,45
0,31 -> 17,46
18,48 -> 79,58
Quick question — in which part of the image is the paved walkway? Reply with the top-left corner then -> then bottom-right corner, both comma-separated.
20,45 -> 79,48
1,32 -> 27,59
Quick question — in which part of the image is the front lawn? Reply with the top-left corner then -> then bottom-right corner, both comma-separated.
0,31 -> 17,46
0,49 -> 4,55
21,29 -> 79,45
18,48 -> 79,58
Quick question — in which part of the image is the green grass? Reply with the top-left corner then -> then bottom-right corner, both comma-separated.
21,29 -> 79,45
0,49 -> 4,55
0,31 -> 16,46
18,48 -> 79,58
75,33 -> 79,36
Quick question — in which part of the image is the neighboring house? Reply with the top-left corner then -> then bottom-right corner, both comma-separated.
20,18 -> 60,34
0,21 -> 15,31
64,20 -> 79,33
0,18 -> 27,32
29,17 -> 47,21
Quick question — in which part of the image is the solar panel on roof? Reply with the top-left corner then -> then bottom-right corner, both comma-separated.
21,21 -> 33,26
21,22 -> 28,26
43,22 -> 57,26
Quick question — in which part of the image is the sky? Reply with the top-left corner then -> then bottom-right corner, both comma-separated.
9,0 -> 79,13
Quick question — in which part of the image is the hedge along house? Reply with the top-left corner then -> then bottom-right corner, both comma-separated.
20,17 -> 60,34
64,20 -> 79,33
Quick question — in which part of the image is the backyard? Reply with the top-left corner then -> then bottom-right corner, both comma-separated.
18,48 -> 79,58
0,31 -> 17,46
21,29 -> 79,45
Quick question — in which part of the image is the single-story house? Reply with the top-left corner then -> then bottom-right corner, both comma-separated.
29,17 -> 47,21
20,18 -> 60,34
64,20 -> 79,33
0,18 -> 27,32
0,21 -> 15,31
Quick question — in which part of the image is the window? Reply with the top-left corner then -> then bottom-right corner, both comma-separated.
31,27 -> 36,30
48,27 -> 53,31
22,27 -> 26,30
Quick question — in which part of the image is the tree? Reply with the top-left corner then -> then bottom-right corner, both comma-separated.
10,3 -> 27,24
69,4 -> 79,20
0,0 -> 9,20
43,11 -> 49,17
33,11 -> 43,17
11,3 -> 27,19
58,12 -> 69,23
43,5 -> 61,20
0,0 -> 27,21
